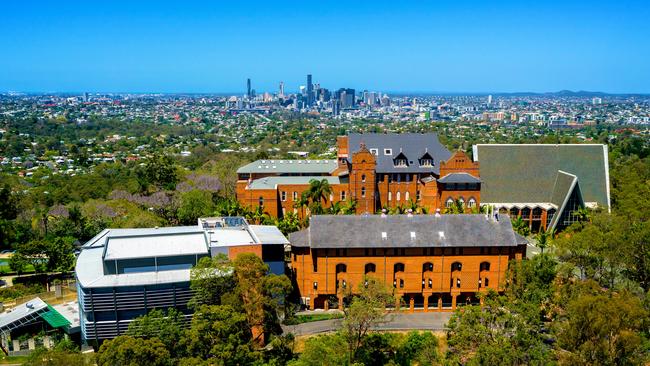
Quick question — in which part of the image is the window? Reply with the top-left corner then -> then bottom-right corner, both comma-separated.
451,262 -> 462,272
420,158 -> 433,167
259,197 -> 264,207
416,190 -> 421,201
341,191 -> 346,201
405,192 -> 410,201
361,187 -> 366,197
370,148 -> 378,155
293,191 -> 298,200
458,197 -> 465,207
336,263 -> 347,273
445,198 -> 454,208
384,148 -> 392,155
313,282 -> 318,290
484,278 -> 489,287
394,263 -> 405,273
423,262 -> 433,272
388,192 -> 392,201
281,191 -> 287,201
399,279 -> 404,288
480,262 -> 491,271
365,263 -> 376,273
361,174 -> 366,182
395,158 -> 407,167
468,198 -> 476,208
396,192 -> 401,201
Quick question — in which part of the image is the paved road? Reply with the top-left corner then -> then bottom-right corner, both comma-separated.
283,312 -> 452,336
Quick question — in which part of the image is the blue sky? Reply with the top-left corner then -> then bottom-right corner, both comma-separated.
1,1 -> 648,93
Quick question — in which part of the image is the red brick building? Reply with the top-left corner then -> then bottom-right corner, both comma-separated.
237,133 -> 481,217
289,214 -> 527,311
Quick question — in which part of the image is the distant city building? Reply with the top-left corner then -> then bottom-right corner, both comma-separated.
307,74 -> 314,106
487,94 -> 493,106
279,81 -> 284,98
247,78 -> 251,99
592,97 -> 602,105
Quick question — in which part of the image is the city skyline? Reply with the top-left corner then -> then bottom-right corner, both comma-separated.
1,1 -> 649,93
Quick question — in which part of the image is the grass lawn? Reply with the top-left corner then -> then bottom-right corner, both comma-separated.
0,355 -> 29,364
0,258 -> 36,275
288,313 -> 344,325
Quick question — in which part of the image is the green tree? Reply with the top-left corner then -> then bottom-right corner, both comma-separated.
181,304 -> 260,365
288,333 -> 350,366
139,154 -> 179,191
555,289 -> 649,366
96,336 -> 171,366
177,190 -> 216,225
342,276 -> 397,362
126,308 -> 187,359
189,254 -> 235,308
445,292 -> 552,365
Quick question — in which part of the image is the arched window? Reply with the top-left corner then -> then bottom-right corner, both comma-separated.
361,187 -> 366,198
259,197 -> 264,207
468,197 -> 476,208
451,262 -> 462,272
422,262 -> 433,272
458,197 -> 465,207
394,263 -> 405,273
405,191 -> 410,201
480,262 -> 491,271
388,192 -> 392,201
396,192 -> 401,201
445,198 -> 454,208
365,263 -> 376,274
361,174 -> 366,183
336,263 -> 347,273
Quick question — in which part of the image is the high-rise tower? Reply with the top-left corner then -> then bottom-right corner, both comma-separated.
279,81 -> 284,97
306,74 -> 313,106
247,78 -> 251,99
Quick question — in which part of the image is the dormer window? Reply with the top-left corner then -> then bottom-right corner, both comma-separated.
393,152 -> 408,168
419,152 -> 434,167
384,148 -> 392,156
370,148 -> 378,155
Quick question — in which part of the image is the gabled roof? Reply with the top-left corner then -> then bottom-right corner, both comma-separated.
237,159 -> 338,175
247,176 -> 341,190
348,133 -> 451,174
473,144 -> 610,211
438,172 -> 481,184
290,214 -> 521,249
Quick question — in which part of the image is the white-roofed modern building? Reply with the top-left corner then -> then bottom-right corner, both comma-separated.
75,217 -> 288,346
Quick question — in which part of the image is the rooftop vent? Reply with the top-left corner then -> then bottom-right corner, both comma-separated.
381,232 -> 387,240
438,231 -> 445,239
410,232 -> 416,240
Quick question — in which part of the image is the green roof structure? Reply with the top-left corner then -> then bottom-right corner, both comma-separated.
473,144 -> 610,210
40,306 -> 71,329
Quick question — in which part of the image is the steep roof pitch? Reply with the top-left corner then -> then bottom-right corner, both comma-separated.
348,133 -> 452,174
473,144 -> 610,210
290,214 -> 520,248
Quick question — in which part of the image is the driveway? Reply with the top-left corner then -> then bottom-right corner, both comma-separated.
283,312 -> 452,336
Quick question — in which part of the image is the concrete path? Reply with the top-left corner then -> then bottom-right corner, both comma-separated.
283,312 -> 452,336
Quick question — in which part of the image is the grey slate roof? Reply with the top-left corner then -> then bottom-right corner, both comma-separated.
248,176 -> 341,190
237,159 -> 337,174
347,133 -> 451,175
473,144 -> 610,210
290,214 -> 521,249
438,173 -> 481,184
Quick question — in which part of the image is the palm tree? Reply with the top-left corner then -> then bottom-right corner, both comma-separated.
574,206 -> 592,223
444,199 -> 465,214
328,201 -> 343,215
294,192 -> 310,219
536,229 -> 555,254
341,199 -> 357,215
511,216 -> 531,237
306,179 -> 333,206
